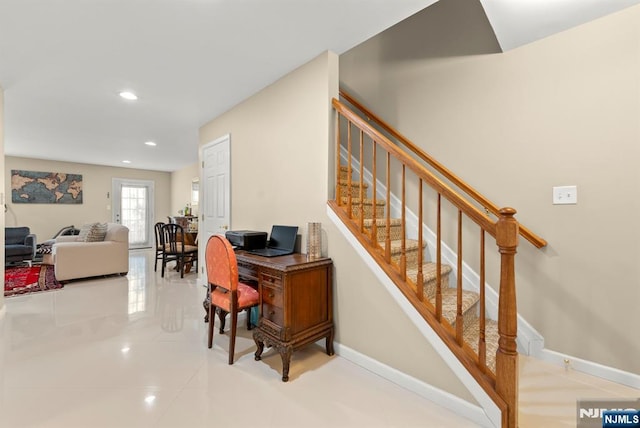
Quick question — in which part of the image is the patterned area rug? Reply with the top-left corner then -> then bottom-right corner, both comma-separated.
4,265 -> 63,297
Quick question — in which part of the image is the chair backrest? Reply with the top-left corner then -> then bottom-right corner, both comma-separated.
5,227 -> 31,245
154,222 -> 165,249
162,223 -> 185,254
205,235 -> 239,293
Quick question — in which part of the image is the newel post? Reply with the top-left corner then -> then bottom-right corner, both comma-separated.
495,207 -> 519,428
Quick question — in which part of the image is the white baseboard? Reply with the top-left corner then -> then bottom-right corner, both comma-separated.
334,342 -> 493,427
534,348 -> 640,390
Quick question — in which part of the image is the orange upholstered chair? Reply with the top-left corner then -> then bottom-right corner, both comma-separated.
206,235 -> 259,364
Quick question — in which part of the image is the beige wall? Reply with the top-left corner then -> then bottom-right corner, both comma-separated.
199,51 -> 475,403
171,162 -> 199,217
5,156 -> 172,240
341,4 -> 640,374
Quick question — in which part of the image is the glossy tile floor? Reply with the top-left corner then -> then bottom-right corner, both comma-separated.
1,250 -> 638,427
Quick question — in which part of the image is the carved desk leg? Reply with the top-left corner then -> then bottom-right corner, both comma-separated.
325,327 -> 335,356
253,329 -> 265,361
278,344 -> 293,382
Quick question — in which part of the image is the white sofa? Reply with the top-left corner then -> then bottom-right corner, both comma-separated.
52,223 -> 129,281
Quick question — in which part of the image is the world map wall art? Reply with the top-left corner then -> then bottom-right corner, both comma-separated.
11,170 -> 83,204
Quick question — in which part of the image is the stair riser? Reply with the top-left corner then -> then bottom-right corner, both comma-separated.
465,316 -> 498,374
391,247 -> 421,268
365,224 -> 403,242
423,274 -> 450,300
452,301 -> 478,331
338,185 -> 368,199
348,203 -> 385,219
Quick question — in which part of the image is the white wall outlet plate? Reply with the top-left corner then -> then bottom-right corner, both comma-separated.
553,185 -> 577,205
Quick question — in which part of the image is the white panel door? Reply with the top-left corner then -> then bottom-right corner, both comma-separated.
200,134 -> 231,276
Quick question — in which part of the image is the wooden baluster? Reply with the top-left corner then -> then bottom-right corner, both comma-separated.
479,230 -> 487,372
416,179 -> 424,302
436,194 -> 442,322
478,229 -> 487,372
347,121 -> 353,219
385,153 -> 391,262
335,112 -> 341,207
359,130 -> 365,233
456,210 -> 463,345
495,207 -> 519,428
371,143 -> 378,248
400,165 -> 406,279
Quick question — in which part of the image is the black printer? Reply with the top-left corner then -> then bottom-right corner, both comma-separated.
225,230 -> 268,250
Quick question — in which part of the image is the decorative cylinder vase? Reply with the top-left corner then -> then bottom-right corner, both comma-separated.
306,222 -> 322,260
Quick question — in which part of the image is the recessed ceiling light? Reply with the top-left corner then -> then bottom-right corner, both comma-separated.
144,141 -> 156,147
144,395 -> 156,404
122,160 -> 131,164
119,91 -> 138,101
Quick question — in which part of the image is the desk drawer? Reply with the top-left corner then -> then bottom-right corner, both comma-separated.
260,271 -> 283,289
262,302 -> 284,327
238,261 -> 258,283
262,283 -> 283,308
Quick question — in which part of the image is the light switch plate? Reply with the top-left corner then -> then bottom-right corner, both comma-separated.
553,185 -> 577,205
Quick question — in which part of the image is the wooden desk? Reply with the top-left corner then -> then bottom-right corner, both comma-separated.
235,251 -> 334,381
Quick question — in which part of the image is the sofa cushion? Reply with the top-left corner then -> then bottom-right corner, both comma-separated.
6,244 -> 33,257
78,222 -> 108,242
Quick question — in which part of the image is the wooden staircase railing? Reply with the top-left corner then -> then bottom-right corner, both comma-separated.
339,89 -> 547,250
329,95 -> 538,427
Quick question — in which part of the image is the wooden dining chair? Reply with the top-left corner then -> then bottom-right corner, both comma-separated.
161,223 -> 198,278
154,222 -> 165,272
206,235 -> 259,364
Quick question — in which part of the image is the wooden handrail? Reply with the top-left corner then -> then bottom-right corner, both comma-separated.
333,98 -> 497,236
339,89 -> 547,249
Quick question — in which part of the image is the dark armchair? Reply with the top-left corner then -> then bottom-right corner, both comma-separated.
5,227 -> 37,265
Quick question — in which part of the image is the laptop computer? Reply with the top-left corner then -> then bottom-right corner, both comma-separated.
247,225 -> 298,257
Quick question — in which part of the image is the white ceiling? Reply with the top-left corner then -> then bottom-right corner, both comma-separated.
1,0 -> 638,172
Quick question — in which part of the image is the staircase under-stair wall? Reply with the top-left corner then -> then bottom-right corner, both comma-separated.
327,92 -> 551,428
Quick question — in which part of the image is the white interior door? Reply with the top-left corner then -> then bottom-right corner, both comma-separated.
112,178 -> 155,249
200,134 -> 231,276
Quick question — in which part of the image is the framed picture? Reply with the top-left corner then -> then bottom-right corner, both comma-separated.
11,170 -> 83,204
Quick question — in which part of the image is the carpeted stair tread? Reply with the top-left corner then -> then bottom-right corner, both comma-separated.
383,239 -> 425,267
363,218 -> 402,227
340,196 -> 386,206
381,238 -> 422,253
363,218 -> 403,241
428,287 -> 479,326
406,262 -> 452,291
463,316 -> 498,374
340,197 -> 386,220
338,179 -> 369,188
338,180 -> 369,198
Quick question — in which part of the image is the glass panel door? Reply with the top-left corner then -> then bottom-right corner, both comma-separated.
122,185 -> 148,246
112,178 -> 155,249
